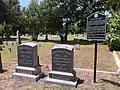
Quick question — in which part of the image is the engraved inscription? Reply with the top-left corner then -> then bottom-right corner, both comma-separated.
87,13 -> 106,41
52,49 -> 73,72
18,45 -> 33,67
16,69 -> 33,75
49,73 -> 75,81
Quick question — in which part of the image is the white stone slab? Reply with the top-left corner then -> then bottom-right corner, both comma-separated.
49,71 -> 74,76
52,44 -> 73,51
16,66 -> 36,71
45,77 -> 78,87
20,42 -> 37,47
13,72 -> 40,82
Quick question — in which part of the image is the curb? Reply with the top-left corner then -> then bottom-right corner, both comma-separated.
113,51 -> 120,69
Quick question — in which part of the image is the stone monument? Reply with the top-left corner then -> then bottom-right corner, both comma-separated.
16,30 -> 21,45
13,42 -> 41,81
45,44 -> 78,86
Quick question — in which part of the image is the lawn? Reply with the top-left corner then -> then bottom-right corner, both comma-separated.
0,35 -> 119,90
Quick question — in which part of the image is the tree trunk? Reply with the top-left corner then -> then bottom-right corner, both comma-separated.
32,34 -> 38,41
0,38 -> 3,44
1,28 -> 4,41
45,33 -> 48,41
64,20 -> 68,41
60,35 -> 64,43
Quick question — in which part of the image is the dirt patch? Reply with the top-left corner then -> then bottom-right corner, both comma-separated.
75,44 -> 117,72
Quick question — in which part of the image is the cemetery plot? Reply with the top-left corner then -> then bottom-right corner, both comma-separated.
0,40 -> 118,89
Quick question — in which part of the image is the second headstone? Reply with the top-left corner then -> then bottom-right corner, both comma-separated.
45,44 -> 78,86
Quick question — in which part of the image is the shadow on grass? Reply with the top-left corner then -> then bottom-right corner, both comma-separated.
37,39 -> 99,45
101,79 -> 120,87
4,37 -> 30,41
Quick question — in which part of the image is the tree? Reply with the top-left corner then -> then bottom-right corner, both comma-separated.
5,0 -> 21,35
39,0 -> 64,41
0,0 -> 12,41
40,0 -> 105,42
107,11 -> 120,51
25,0 -> 43,41
105,0 -> 120,11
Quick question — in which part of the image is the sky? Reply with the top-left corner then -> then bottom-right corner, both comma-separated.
19,0 -> 40,8
19,0 -> 30,8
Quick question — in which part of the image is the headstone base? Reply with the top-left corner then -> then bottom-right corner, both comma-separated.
13,66 -> 41,82
45,71 -> 78,87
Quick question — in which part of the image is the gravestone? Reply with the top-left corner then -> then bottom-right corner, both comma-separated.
8,47 -> 11,52
13,42 -> 41,81
74,38 -> 80,50
45,44 -> 78,86
12,42 -> 14,45
0,53 -> 3,73
16,30 -> 21,45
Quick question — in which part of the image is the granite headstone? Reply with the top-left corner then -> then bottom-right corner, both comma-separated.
13,42 -> 41,81
45,44 -> 78,86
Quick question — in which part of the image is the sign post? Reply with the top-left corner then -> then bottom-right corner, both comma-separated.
87,12 -> 106,83
0,53 -> 3,73
94,41 -> 97,83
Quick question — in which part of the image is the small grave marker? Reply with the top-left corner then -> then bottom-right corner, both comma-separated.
16,30 -> 21,45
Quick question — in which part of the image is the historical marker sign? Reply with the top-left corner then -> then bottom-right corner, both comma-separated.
87,12 -> 106,41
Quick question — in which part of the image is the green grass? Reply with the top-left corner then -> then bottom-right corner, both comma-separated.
0,45 -> 17,61
0,35 -> 83,62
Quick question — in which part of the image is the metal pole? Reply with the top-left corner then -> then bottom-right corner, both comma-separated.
94,41 -> 97,83
0,53 -> 3,73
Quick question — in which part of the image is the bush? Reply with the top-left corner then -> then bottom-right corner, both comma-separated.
107,34 -> 120,51
107,11 -> 120,51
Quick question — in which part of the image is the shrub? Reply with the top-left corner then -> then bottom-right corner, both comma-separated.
107,34 -> 120,51
107,11 -> 120,51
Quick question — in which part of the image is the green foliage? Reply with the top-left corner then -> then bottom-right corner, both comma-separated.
107,11 -> 120,51
0,0 -> 105,42
25,0 -> 43,41
105,0 -> 120,11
